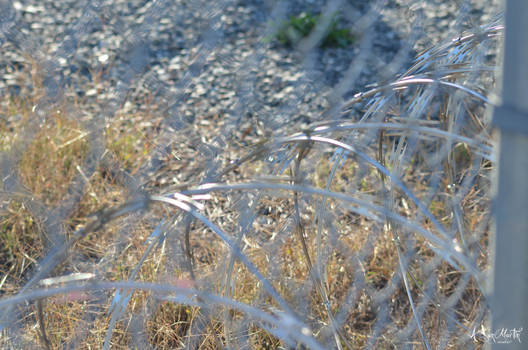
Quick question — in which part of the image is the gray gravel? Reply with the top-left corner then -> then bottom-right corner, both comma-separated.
0,0 -> 503,146
0,0 -> 503,192
0,0 -> 502,105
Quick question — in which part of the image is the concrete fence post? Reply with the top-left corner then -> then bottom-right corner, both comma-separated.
490,0 -> 528,348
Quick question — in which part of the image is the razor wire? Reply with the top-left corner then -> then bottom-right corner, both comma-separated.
0,0 -> 505,348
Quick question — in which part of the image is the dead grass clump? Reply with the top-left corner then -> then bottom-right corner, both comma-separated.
147,302 -> 194,348
105,113 -> 157,174
18,112 -> 90,206
0,201 -> 45,293
249,325 -> 282,349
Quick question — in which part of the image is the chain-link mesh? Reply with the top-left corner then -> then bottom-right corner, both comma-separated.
0,0 -> 504,348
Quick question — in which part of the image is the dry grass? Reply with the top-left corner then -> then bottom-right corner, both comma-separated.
0,94 -> 491,348
0,18 -> 501,350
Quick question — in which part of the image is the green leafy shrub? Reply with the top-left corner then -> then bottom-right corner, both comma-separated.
275,12 -> 355,48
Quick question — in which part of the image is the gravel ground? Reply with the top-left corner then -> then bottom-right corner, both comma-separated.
0,0 -> 503,180
0,0 -> 502,108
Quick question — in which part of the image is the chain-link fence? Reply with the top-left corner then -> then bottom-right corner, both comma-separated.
0,0 -> 512,348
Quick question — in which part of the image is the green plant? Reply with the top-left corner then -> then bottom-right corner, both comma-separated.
275,12 -> 355,48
